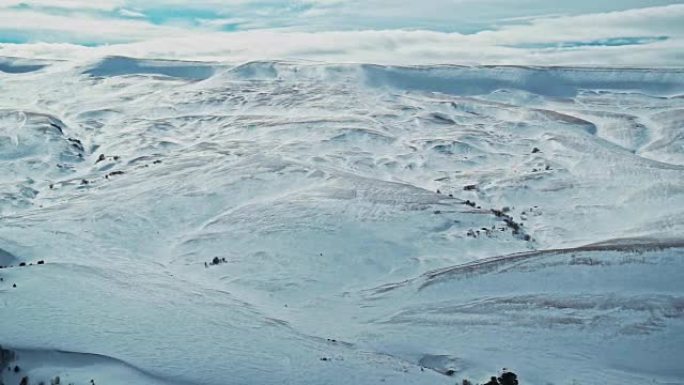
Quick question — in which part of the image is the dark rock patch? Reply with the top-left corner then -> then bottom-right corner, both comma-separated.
105,171 -> 125,179
67,138 -> 84,152
48,123 -> 64,135
205,257 -> 227,267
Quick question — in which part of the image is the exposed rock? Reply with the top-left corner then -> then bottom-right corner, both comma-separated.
105,171 -> 125,179
67,138 -> 84,152
499,371 -> 519,385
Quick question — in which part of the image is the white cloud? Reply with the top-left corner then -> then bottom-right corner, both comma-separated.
117,8 -> 146,18
0,2 -> 681,66
2,28 -> 682,67
0,0 -> 123,10
474,4 -> 684,45
0,8 -> 189,43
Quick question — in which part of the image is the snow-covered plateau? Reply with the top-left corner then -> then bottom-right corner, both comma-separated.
1,57 -> 683,385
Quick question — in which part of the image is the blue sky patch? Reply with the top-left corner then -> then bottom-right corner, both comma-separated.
512,36 -> 670,49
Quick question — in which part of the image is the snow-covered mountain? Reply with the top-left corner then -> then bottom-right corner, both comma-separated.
1,57 -> 683,385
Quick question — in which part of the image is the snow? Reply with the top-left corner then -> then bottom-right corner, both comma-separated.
0,57 -> 48,74
81,56 -> 220,81
1,56 -> 683,385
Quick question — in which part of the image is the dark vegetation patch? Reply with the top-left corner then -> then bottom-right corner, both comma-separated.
205,256 -> 227,267
462,370 -> 519,385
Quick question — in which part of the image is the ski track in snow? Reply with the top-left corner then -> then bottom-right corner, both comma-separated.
1,56 -> 684,385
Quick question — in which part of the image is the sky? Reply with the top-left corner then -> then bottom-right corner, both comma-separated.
0,0 -> 683,65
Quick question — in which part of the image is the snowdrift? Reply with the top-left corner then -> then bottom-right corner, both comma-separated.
0,57 -> 48,74
221,60 -> 684,97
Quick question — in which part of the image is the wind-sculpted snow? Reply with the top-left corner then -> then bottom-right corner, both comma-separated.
0,57 -> 48,74
357,241 -> 684,384
0,247 -> 18,266
1,56 -> 683,385
82,56 -> 220,80
0,347 -> 192,385
359,65 -> 684,98
224,61 -> 684,97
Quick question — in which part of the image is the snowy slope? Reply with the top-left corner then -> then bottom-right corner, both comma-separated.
1,57 -> 683,385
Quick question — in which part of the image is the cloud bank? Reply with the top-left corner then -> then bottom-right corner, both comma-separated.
0,1 -> 682,65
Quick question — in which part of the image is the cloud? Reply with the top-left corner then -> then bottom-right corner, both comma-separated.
474,4 -> 684,45
0,2 -> 682,66
117,8 -> 146,18
1,28 -> 682,67
0,0 -> 123,10
0,8 -> 190,44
